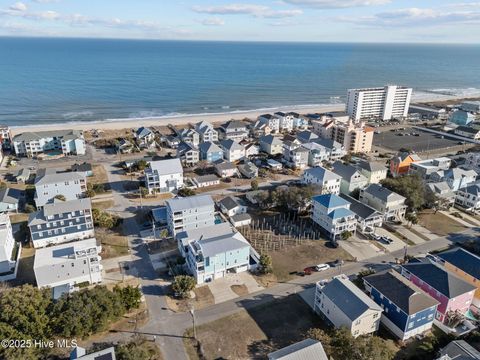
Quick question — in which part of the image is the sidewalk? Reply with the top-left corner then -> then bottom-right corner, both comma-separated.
394,225 -> 426,244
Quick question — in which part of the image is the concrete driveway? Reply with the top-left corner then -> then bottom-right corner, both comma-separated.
207,272 -> 264,304
339,235 -> 383,261
374,227 -> 406,252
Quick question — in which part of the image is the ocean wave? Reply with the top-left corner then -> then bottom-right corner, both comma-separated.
418,87 -> 480,97
62,111 -> 94,119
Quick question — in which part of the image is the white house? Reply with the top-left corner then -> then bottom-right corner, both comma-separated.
13,129 -> 86,158
135,127 -> 155,148
192,174 -> 220,188
145,158 -> 184,194
302,167 -> 341,195
28,198 -> 95,249
431,168 -> 478,192
455,182 -> 480,211
302,142 -> 330,167
0,214 -> 18,280
359,184 -> 407,221
273,112 -> 294,132
315,138 -> 347,161
166,195 -> 215,236
219,120 -> 249,141
463,152 -> 480,174
0,188 -> 22,213
176,142 -> 199,167
314,274 -> 383,337
218,196 -> 248,217
33,238 -> 102,298
258,114 -> 280,133
195,121 -> 218,143
34,168 -> 87,208
220,139 -> 245,162
311,194 -> 357,240
214,161 -> 239,178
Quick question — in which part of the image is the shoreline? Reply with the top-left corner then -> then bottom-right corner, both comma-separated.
9,92 -> 480,136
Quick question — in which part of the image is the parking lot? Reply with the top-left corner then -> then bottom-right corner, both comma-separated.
373,128 -> 468,153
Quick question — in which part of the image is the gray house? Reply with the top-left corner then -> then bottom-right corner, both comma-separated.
166,195 -> 215,236
332,161 -> 368,195
0,188 -> 22,213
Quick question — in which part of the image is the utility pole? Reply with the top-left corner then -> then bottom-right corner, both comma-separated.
190,306 -> 197,340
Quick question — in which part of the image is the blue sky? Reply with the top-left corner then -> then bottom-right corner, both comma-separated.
0,1 -> 479,43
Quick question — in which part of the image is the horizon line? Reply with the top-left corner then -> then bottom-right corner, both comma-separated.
1,34 -> 480,46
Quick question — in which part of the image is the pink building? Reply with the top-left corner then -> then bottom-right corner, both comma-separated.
401,262 -> 475,324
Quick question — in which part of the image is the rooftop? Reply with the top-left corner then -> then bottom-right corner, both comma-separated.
332,161 -> 365,181
313,193 -> 350,209
319,274 -> 382,321
149,158 -> 183,175
362,184 -> 405,203
28,198 -> 92,226
35,168 -> 86,186
339,194 -> 381,220
220,139 -> 244,151
304,166 -> 341,182
13,129 -> 83,142
402,262 -> 476,298
166,195 -> 214,212
438,248 -> 480,281
364,270 -> 439,315
268,339 -> 328,360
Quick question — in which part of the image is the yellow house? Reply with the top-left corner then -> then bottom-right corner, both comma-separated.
437,248 -> 480,308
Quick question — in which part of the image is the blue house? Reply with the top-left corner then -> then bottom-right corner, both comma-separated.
364,270 -> 439,340
199,141 -> 224,163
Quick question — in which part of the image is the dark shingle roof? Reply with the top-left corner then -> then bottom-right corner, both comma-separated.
364,270 -> 438,315
339,194 -> 380,220
402,262 -> 475,298
438,248 -> 480,280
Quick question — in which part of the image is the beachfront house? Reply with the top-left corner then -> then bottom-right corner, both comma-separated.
28,198 -> 95,249
314,274 -> 382,338
145,158 -> 184,194
250,120 -> 272,138
178,128 -> 200,147
401,261 -> 476,325
219,120 -> 249,141
195,121 -> 218,143
34,168 -> 87,208
33,238 -> 102,298
258,114 -> 280,133
364,270 -> 439,340
116,139 -> 134,154
430,168 -> 478,192
177,141 -> 200,167
13,129 -> 86,158
220,139 -> 245,162
0,125 -> 12,150
0,214 -> 19,281
455,182 -> 480,211
332,161 -> 368,195
311,194 -> 357,240
214,161 -> 239,178
166,195 -> 215,236
437,248 -> 480,309
355,161 -> 388,184
176,222 -> 255,284
359,184 -> 407,221
259,135 -> 283,155
135,126 -> 155,148
199,142 -> 223,163
302,167 -> 341,195
274,112 -> 294,132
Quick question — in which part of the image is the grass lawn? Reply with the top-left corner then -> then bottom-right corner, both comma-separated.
418,210 -> 467,237
269,240 -> 353,282
165,285 -> 215,313
183,294 -> 323,360
97,228 -> 129,259
9,213 -> 29,224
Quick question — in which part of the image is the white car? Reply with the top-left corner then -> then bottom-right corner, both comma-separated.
315,263 -> 330,272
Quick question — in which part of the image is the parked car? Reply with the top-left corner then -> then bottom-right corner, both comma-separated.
370,233 -> 382,241
315,263 -> 330,272
381,236 -> 393,244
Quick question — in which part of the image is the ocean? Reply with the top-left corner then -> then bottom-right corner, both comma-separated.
1,37 -> 480,127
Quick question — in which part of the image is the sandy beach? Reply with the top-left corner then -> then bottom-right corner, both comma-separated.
9,92 -> 480,136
